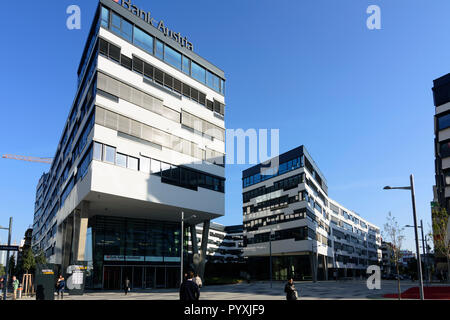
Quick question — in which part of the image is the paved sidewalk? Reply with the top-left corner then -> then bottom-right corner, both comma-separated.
15,280 -> 441,300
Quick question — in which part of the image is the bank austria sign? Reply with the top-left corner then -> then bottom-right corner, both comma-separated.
113,0 -> 194,51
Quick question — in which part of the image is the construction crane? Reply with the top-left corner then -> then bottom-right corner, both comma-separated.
2,154 -> 53,164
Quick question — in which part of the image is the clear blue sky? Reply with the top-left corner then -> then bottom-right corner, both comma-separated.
0,0 -> 448,252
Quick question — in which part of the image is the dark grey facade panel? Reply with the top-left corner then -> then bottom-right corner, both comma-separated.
100,0 -> 225,80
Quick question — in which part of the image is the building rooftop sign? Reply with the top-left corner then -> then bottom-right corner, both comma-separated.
114,0 -> 194,51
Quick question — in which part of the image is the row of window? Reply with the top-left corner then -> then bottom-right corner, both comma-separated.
95,106 -> 225,166
93,141 -> 225,193
99,37 -> 226,117
245,226 -> 316,245
101,7 -> 225,94
243,156 -> 304,188
243,173 -> 305,203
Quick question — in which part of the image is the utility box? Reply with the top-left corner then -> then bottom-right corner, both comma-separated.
35,264 -> 57,300
66,263 -> 87,296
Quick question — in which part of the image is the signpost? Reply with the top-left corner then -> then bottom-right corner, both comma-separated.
0,217 -> 13,301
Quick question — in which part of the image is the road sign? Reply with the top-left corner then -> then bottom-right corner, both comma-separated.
0,245 -> 19,251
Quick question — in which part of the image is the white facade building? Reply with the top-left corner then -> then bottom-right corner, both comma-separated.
242,146 -> 382,280
32,0 -> 226,289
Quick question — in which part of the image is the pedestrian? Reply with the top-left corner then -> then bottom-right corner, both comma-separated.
194,273 -> 202,288
56,275 -> 66,300
179,271 -> 200,301
333,270 -> 338,281
124,277 -> 130,295
12,276 -> 19,300
0,277 -> 4,300
284,278 -> 298,301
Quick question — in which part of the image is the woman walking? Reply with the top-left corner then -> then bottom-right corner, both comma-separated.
124,277 -> 130,295
284,278 -> 298,301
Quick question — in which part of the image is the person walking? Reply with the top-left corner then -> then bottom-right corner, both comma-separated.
12,276 -> 19,300
0,277 -> 4,300
124,277 -> 130,295
284,278 -> 298,301
179,271 -> 200,301
194,274 -> 202,288
56,275 -> 66,300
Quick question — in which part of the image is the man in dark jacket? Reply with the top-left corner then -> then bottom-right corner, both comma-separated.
180,271 -> 200,301
284,278 -> 297,300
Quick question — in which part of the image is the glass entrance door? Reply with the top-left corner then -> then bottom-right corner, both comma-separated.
104,266 -> 121,290
145,267 -> 155,289
133,267 -> 143,289
155,267 -> 166,288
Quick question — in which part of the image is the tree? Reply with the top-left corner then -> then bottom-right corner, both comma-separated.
383,212 -> 405,300
22,249 -> 36,275
8,255 -> 16,278
430,207 -> 450,282
0,264 -> 5,277
35,249 -> 47,266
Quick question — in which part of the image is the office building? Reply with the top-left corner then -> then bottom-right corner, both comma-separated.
242,146 -> 382,280
32,0 -> 226,290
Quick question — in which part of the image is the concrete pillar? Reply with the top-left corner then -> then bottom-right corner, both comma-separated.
198,220 -> 210,280
324,255 -> 328,281
72,202 -> 89,263
309,253 -> 316,281
190,224 -> 200,275
61,218 -> 73,272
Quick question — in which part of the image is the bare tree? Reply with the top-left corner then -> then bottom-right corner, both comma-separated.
383,212 -> 405,300
430,207 -> 450,282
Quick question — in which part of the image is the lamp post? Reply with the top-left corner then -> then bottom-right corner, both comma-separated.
383,174 -> 424,300
269,231 -> 273,288
0,217 -> 12,301
180,212 -> 196,287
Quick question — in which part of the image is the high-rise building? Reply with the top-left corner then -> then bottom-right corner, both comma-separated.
431,74 -> 450,275
242,146 -> 381,280
31,0 -> 226,289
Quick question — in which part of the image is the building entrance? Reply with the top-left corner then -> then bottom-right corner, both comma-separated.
103,265 -> 179,289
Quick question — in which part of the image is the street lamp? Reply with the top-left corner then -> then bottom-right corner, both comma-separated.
180,212 -> 196,287
383,174 -> 424,300
0,217 -> 12,301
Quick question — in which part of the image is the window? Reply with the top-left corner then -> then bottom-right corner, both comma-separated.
133,26 -> 153,54
121,55 -> 132,70
111,13 -> 133,42
182,56 -> 190,75
105,145 -> 116,163
128,156 -> 139,170
440,141 -> 450,158
109,43 -> 121,62
141,156 -> 150,173
93,142 -> 103,160
101,7 -> 109,28
116,153 -> 127,168
164,46 -> 182,70
133,56 -> 144,74
191,61 -> 206,83
156,40 -> 164,59
438,113 -> 450,131
151,159 -> 161,175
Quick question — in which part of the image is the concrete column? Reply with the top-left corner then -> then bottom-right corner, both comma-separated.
190,224 -> 200,275
72,202 -> 89,263
309,253 -> 316,282
62,218 -> 73,272
198,220 -> 210,280
324,255 -> 328,281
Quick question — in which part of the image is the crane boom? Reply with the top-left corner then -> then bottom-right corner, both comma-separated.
2,154 -> 53,164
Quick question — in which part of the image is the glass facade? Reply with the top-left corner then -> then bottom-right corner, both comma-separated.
101,6 -> 225,94
89,216 -> 182,289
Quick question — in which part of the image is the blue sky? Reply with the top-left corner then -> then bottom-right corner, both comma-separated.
0,0 -> 448,252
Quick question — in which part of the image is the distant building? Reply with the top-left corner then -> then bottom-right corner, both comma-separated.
431,74 -> 450,274
399,250 -> 416,268
242,146 -> 382,281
